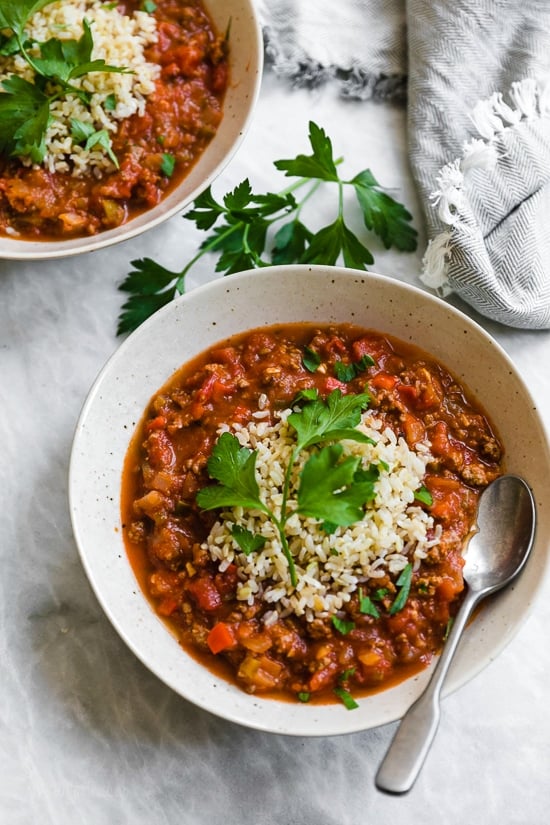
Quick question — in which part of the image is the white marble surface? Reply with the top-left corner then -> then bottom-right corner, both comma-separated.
1,70 -> 550,824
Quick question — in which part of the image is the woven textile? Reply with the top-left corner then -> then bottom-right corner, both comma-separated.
257,0 -> 550,329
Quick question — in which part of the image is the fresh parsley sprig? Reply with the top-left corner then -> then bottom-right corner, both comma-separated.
196,390 -> 373,587
0,0 -> 129,164
117,121 -> 418,334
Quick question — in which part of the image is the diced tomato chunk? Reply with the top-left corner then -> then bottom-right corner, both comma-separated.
429,421 -> 452,456
436,577 -> 459,601
209,347 -> 239,365
402,412 -> 426,445
186,576 -> 222,612
397,384 -> 419,404
215,563 -> 239,597
324,377 -> 346,392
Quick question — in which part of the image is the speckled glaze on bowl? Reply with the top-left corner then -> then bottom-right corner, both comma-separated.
69,265 -> 550,736
0,0 -> 262,261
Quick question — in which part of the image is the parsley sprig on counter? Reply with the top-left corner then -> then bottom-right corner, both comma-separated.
0,0 -> 129,164
117,121 -> 418,334
196,389 -> 374,587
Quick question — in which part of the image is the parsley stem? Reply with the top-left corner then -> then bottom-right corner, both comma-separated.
177,222 -> 243,281
278,156 -> 344,198
268,449 -> 299,587
174,156 -> 345,286
279,447 -> 299,531
278,157 -> 344,202
271,515 -> 298,587
241,223 -> 267,267
117,123 -> 418,334
337,178 -> 345,219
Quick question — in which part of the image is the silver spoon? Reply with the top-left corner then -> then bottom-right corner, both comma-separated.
375,473 -> 536,795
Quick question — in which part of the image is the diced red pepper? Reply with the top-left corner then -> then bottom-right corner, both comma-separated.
146,415 -> 167,431
369,372 -> 398,391
190,401 -> 206,420
207,621 -> 237,654
308,662 -> 339,692
157,596 -> 180,617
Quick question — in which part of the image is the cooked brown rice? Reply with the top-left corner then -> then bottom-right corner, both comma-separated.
0,0 -> 159,175
203,402 -> 442,624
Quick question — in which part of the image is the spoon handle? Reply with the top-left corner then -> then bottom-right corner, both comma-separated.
375,587 -> 479,794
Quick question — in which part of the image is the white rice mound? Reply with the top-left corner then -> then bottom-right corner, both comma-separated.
203,398 -> 443,624
0,0 -> 159,175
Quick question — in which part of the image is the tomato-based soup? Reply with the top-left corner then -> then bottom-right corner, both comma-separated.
0,0 -> 228,239
121,324 -> 503,705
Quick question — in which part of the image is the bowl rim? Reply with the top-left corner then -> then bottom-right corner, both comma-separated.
69,265 -> 550,735
0,0 -> 263,261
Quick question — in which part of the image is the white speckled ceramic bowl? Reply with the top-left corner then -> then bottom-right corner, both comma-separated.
0,0 -> 262,261
69,265 -> 550,736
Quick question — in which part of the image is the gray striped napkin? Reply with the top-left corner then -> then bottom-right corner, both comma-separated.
257,0 -> 550,329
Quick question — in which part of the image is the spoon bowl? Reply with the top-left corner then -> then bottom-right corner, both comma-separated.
375,474 -> 536,795
464,475 -> 536,594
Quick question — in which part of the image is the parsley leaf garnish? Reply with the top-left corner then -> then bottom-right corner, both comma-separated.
70,119 -> 119,168
0,1 -> 55,34
195,389 -> 418,620
275,121 -> 339,182
0,1 -> 129,165
414,485 -> 433,506
0,76 -> 49,163
104,92 -> 116,110
117,121 -> 418,334
333,686 -> 359,710
292,388 -> 319,405
331,615 -> 355,635
288,389 -> 372,452
198,432 -> 268,512
333,360 -> 357,383
297,445 -> 377,529
196,432 -> 297,585
160,152 -> 176,177
231,524 -> 267,555
117,258 -> 182,333
358,587 -> 380,618
389,563 -> 413,614
196,390 -> 377,588
334,354 -> 376,383
302,346 -> 321,373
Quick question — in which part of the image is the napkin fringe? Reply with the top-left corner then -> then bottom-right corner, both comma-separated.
421,77 -> 549,291
263,39 -> 407,101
